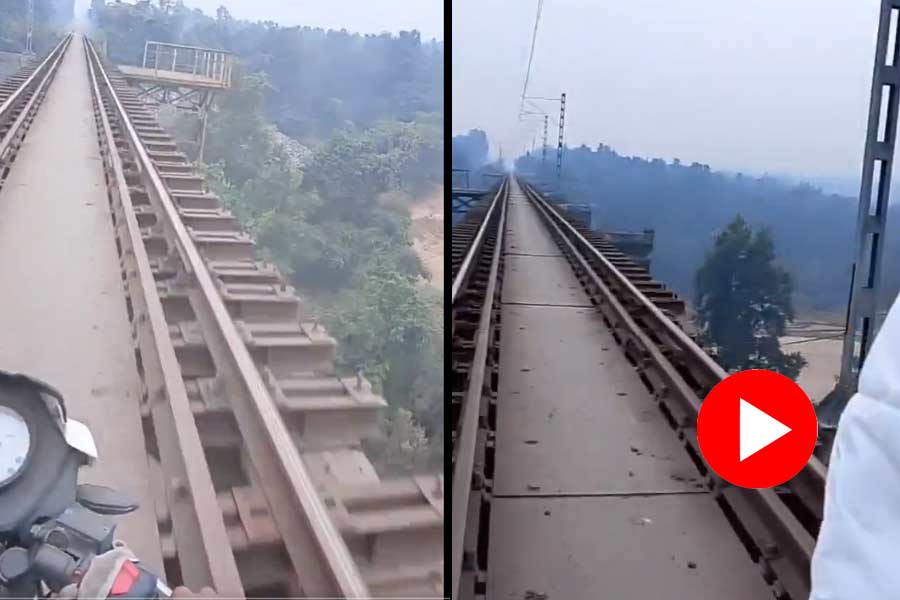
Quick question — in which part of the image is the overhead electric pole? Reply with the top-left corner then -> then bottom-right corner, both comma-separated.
556,92 -> 566,184
542,114 -> 548,165
820,0 -> 900,427
25,0 -> 34,55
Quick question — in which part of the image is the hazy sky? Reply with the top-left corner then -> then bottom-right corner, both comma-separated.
452,0 -> 882,178
74,0 -> 443,40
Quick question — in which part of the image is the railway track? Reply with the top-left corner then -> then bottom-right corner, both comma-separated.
0,34 -> 71,190
452,174 -> 827,599
0,35 -> 442,598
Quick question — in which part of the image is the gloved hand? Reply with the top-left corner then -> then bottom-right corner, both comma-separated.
57,544 -> 139,599
54,541 -> 216,599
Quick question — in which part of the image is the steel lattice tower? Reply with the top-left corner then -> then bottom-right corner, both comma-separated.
556,92 -> 566,183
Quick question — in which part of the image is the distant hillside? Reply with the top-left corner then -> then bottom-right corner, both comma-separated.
517,144 -> 900,313
93,2 -> 443,143
0,0 -> 72,52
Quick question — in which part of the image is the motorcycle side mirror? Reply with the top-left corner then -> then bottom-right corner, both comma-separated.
75,484 -> 139,516
64,418 -> 98,464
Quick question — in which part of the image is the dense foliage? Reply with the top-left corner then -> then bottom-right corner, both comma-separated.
93,1 -> 443,141
695,216 -> 807,379
92,2 -> 444,473
0,0 -> 71,53
451,129 -> 489,173
515,144 -> 900,313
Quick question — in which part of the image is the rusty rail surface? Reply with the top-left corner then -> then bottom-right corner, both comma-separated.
82,35 -> 442,598
450,181 -> 508,599
451,179 -> 507,304
0,34 -> 71,189
520,177 -> 823,599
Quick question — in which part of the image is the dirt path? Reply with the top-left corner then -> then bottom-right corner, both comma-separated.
410,186 -> 444,291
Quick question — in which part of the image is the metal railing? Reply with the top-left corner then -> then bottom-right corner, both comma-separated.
142,41 -> 232,87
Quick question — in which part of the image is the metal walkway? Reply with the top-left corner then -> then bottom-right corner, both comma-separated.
0,33 -> 162,570
486,178 -> 771,598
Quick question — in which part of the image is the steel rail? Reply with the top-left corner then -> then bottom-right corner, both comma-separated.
84,38 -> 247,596
523,178 -> 817,598
85,38 -> 368,598
0,34 -> 71,161
0,34 -> 68,121
450,182 -> 508,600
451,177 -> 507,305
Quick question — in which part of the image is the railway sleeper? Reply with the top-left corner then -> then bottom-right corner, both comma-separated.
178,207 -> 239,231
208,259 -> 282,285
171,190 -> 227,209
157,161 -> 198,176
192,480 -> 441,586
165,319 -> 336,376
147,149 -> 190,164
138,374 -> 384,452
95,55 -> 443,596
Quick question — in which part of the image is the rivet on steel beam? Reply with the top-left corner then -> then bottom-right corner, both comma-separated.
152,386 -> 167,405
760,542 -> 780,560
170,477 -> 189,499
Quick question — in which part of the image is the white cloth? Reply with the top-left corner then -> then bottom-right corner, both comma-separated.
810,296 -> 900,599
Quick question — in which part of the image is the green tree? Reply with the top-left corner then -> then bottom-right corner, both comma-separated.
370,408 -> 430,475
124,5 -> 446,474
694,215 -> 807,379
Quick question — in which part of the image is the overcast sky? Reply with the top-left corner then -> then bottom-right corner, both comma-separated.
74,0 -> 443,40
452,0 -> 883,179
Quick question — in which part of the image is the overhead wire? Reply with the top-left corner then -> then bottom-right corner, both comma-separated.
519,0 -> 544,119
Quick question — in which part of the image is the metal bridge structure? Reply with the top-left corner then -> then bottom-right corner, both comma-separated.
0,33 -> 442,598
452,1 -> 900,598
451,175 -> 826,600
115,41 -> 233,160
819,0 -> 900,426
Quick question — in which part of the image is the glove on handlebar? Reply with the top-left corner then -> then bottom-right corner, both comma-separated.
56,544 -> 136,599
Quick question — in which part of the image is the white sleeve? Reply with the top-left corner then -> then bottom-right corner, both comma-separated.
810,296 -> 900,599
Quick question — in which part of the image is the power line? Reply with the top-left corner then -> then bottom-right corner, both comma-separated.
519,0 -> 544,118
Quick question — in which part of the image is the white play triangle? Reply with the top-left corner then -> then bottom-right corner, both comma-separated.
739,398 -> 791,462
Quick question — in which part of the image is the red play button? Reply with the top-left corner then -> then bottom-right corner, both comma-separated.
696,370 -> 817,488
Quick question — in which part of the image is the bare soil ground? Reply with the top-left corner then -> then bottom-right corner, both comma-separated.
410,186 -> 444,291
780,314 -> 843,403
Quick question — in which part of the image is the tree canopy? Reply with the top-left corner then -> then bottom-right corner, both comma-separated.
0,0 -> 71,53
695,216 -> 806,379
92,1 -> 443,141
85,1 -> 444,474
515,144 -> 900,314
451,129 -> 489,173
194,43 -> 443,474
